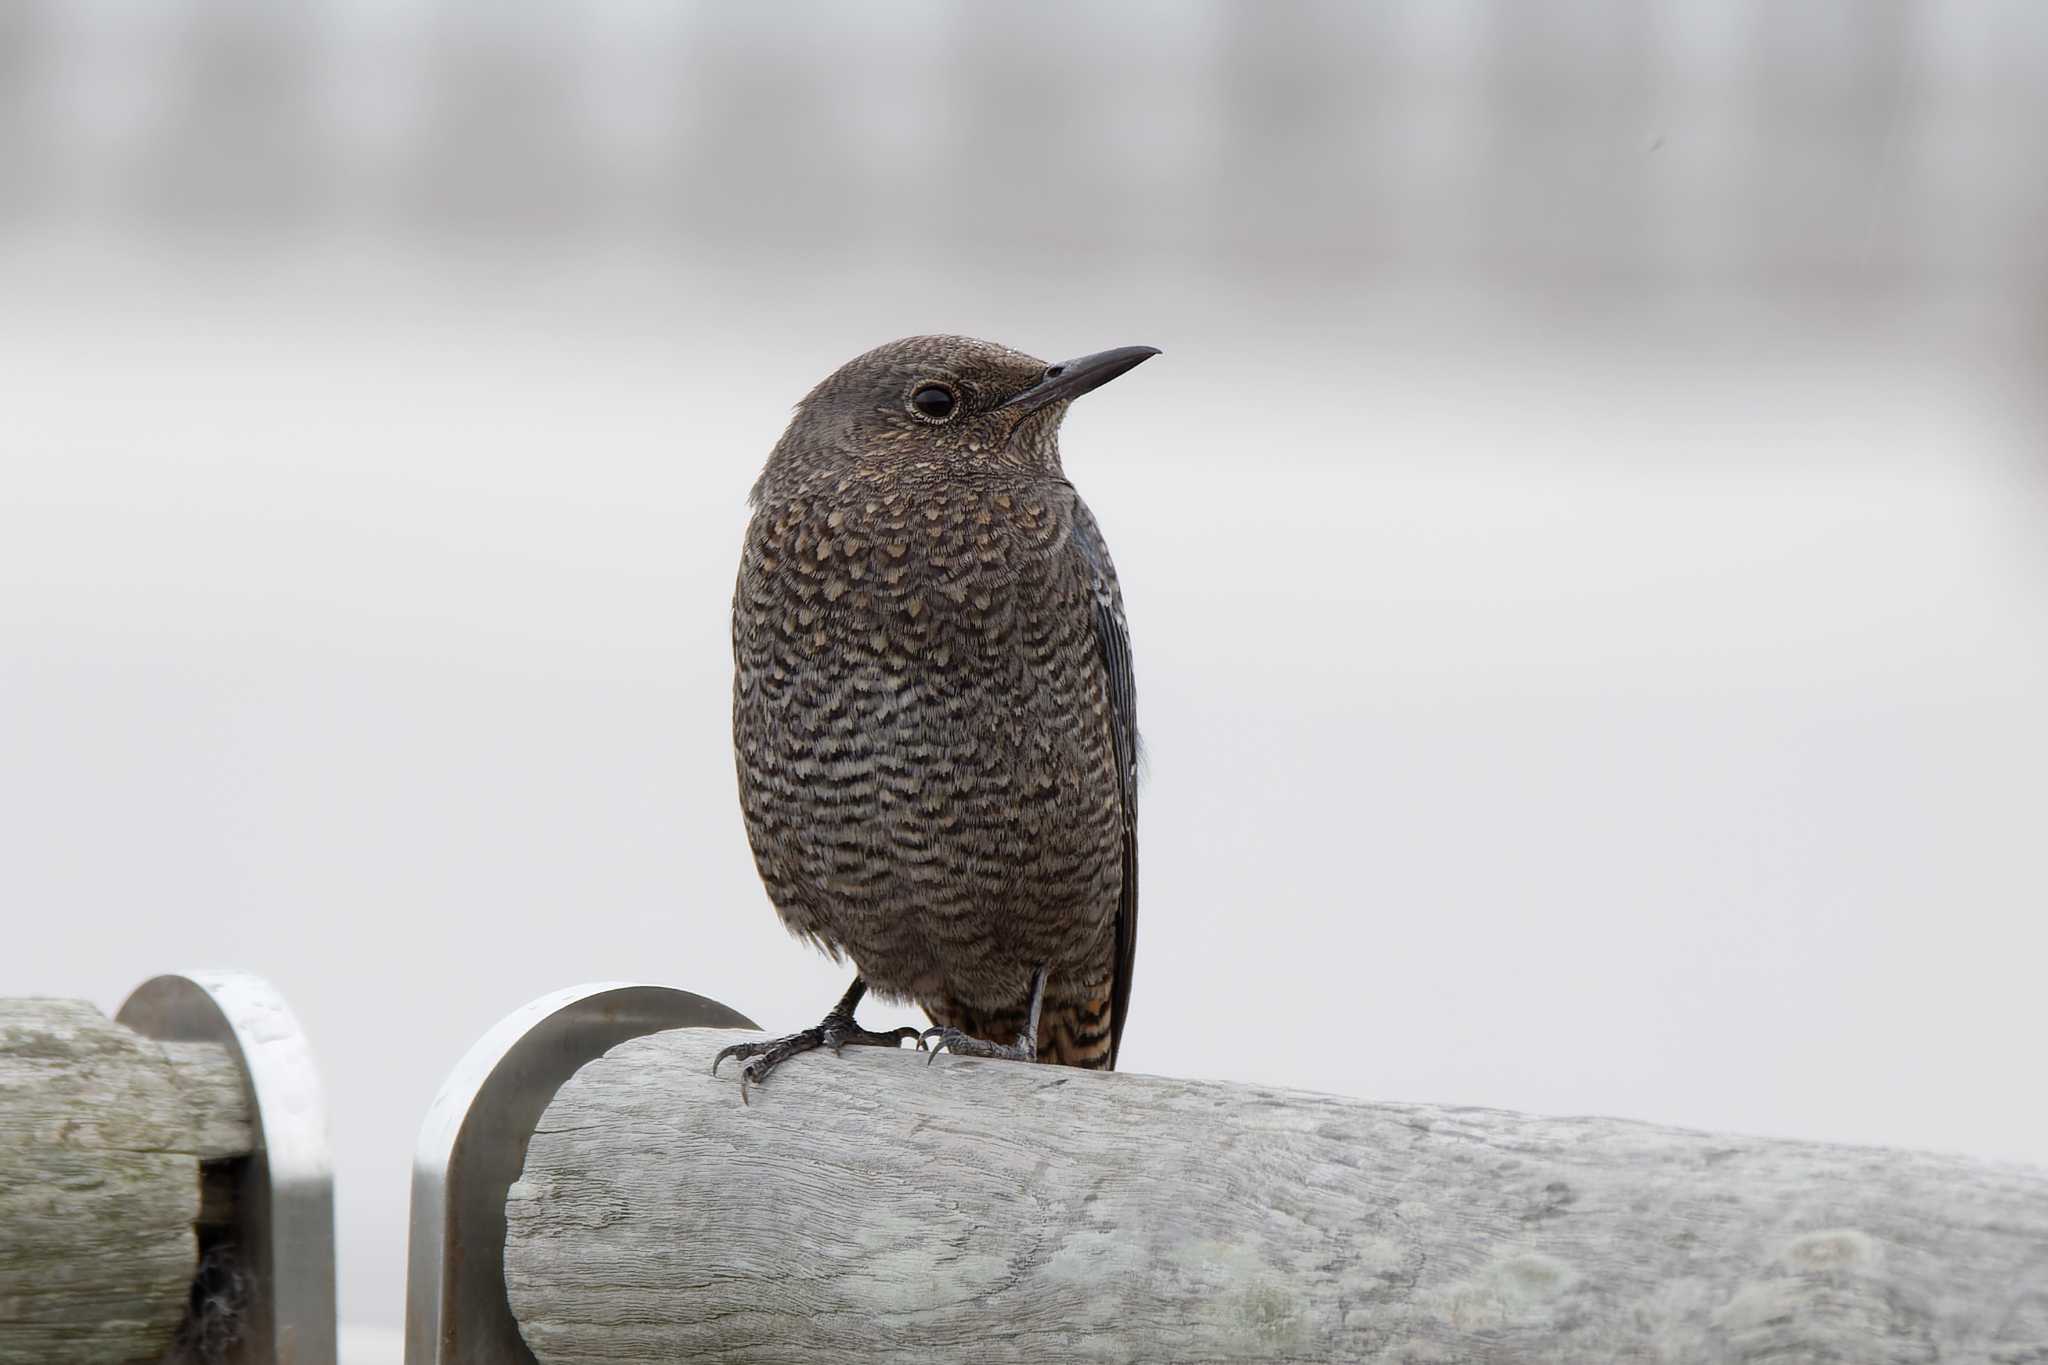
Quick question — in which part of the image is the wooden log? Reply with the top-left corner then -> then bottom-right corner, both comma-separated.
0,998 -> 254,1365
504,1028 -> 2048,1364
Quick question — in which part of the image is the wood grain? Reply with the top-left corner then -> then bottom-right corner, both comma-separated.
505,1027 -> 2048,1364
0,998 -> 253,1365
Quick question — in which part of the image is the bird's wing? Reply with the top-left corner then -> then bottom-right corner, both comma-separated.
1071,495 -> 1139,1068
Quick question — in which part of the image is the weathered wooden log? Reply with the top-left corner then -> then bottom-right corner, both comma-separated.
0,998 -> 255,1365
504,1027 -> 2048,1364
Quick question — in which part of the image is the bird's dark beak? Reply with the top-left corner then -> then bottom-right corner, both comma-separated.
997,345 -> 1161,415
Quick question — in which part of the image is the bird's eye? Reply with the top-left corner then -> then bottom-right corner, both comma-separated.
910,384 -> 958,421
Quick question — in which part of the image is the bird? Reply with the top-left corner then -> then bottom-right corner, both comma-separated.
714,335 -> 1153,1100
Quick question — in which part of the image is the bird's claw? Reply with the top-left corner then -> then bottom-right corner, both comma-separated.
826,1023 -> 924,1057
710,1035 -> 791,1077
921,1025 -> 1037,1066
712,1035 -> 810,1105
711,1015 -> 923,1102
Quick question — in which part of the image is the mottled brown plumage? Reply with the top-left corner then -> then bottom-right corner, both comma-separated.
717,335 -> 1150,1095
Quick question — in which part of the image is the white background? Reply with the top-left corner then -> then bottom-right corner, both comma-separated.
5,2 -> 2046,1339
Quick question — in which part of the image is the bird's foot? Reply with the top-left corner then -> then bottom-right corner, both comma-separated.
711,1012 -> 923,1103
921,1025 -> 1037,1066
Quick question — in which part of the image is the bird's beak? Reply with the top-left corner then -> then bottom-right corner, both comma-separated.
996,345 -> 1161,415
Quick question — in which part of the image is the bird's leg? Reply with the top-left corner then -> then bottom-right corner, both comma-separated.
923,964 -> 1050,1065
711,976 -> 922,1102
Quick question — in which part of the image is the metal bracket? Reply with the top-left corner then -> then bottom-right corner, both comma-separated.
118,969 -> 337,1365
403,983 -> 756,1365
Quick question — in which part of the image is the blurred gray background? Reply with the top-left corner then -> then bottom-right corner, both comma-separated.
5,1 -> 2047,1347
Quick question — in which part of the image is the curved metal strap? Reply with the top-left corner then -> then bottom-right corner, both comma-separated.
404,983 -> 756,1365
119,968 -> 337,1365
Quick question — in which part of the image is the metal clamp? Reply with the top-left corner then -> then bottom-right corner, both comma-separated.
403,983 -> 756,1365
118,969 -> 337,1365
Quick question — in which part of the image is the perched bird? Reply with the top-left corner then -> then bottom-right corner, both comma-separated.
715,335 -> 1153,1099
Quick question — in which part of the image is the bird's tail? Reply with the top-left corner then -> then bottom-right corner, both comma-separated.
926,977 -> 1117,1070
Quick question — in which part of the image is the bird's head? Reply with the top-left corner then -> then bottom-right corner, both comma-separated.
762,334 -> 1158,490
